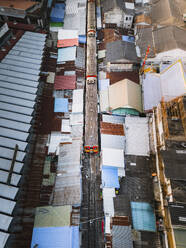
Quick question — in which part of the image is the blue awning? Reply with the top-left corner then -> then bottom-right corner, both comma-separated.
131,202 -> 156,232
79,35 -> 86,44
31,226 -> 79,248
102,166 -> 120,188
54,98 -> 68,113
50,4 -> 65,22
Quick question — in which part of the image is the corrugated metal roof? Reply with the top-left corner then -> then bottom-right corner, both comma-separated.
61,119 -> 71,133
99,90 -> 109,112
31,226 -> 79,248
102,148 -> 124,168
0,86 -> 36,99
19,37 -> 45,47
131,202 -> 156,232
12,44 -> 44,56
0,214 -> 12,231
16,40 -> 45,50
50,3 -> 65,22
0,110 -> 32,124
99,79 -> 110,91
102,166 -> 119,188
54,98 -> 69,113
75,47 -> 85,69
0,102 -> 33,116
57,38 -> 79,48
103,188 -> 115,216
101,134 -> 125,149
0,136 -> 27,151
72,89 -> 83,113
66,0 -> 78,15
54,75 -> 76,90
2,58 -> 41,70
5,54 -> 42,65
106,71 -> 140,85
0,158 -> 23,173
58,29 -> 78,40
24,31 -> 46,40
0,170 -> 21,186
0,147 -> 25,161
0,183 -> 18,200
0,95 -> 35,108
0,74 -> 38,87
101,114 -> 125,124
57,47 -> 76,63
0,68 -> 39,81
0,198 -> 16,215
0,232 -> 9,248
0,63 -> 40,75
9,50 -> 42,61
0,118 -> 31,132
125,117 -> 150,156
112,225 -> 133,248
100,122 -> 124,135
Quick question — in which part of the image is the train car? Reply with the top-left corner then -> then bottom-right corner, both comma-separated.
84,0 -> 99,154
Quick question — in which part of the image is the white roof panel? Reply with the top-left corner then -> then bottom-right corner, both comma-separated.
58,29 -> 78,40
0,126 -> 29,142
0,214 -> 13,231
125,117 -> 150,156
0,110 -> 32,124
2,58 -> 41,70
0,158 -> 23,173
0,232 -> 9,247
61,119 -> 71,133
0,170 -> 21,186
0,183 -> 18,199
0,147 -> 25,162
16,40 -> 45,50
0,198 -> 16,215
99,90 -> 109,113
0,137 -> 27,151
72,89 -> 84,113
0,102 -> 33,116
9,50 -> 43,61
0,95 -> 35,108
102,148 -> 124,168
101,134 -> 125,149
0,74 -> 38,88
0,68 -> 39,81
0,87 -> 36,100
102,114 -> 125,124
13,45 -> 44,56
5,54 -> 42,66
0,118 -> 31,132
0,63 -> 40,76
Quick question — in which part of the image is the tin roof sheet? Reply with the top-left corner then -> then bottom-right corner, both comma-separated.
0,170 -> 21,186
98,79 -> 110,91
61,119 -> 71,133
131,202 -> 156,232
72,89 -> 83,113
70,113 -> 83,125
101,134 -> 125,149
0,63 -> 40,76
12,45 -> 44,56
5,53 -> 42,65
102,148 -> 124,168
2,58 -> 41,70
100,122 -> 124,135
57,38 -> 79,48
0,74 -> 38,88
0,158 -> 23,173
0,198 -> 16,215
0,183 -> 18,200
58,29 -> 78,40
0,68 -> 39,81
0,136 -> 27,151
112,225 -> 133,248
31,226 -> 79,248
0,126 -> 29,141
0,232 -> 9,248
75,47 -> 85,69
0,0 -> 38,10
50,3 -> 65,22
0,146 -> 25,161
54,98 -> 69,113
54,75 -> 76,90
103,188 -> 115,216
9,50 -> 42,61
0,110 -> 32,124
101,114 -> 125,124
0,102 -> 33,116
0,85 -> 37,98
102,166 -> 119,188
0,214 -> 12,231
57,47 -> 76,62
0,95 -> 35,109
125,117 -> 150,156
0,118 -> 31,132
99,90 -> 109,112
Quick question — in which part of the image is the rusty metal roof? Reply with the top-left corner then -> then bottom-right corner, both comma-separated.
57,39 -> 79,48
100,122 -> 124,135
106,71 -> 139,84
54,75 -> 76,90
0,0 -> 38,10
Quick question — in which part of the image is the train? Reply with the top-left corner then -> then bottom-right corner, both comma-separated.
84,0 -> 99,154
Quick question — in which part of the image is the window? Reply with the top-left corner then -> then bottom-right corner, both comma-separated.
126,16 -> 128,20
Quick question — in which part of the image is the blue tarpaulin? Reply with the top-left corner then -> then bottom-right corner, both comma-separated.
79,35 -> 86,44
31,226 -> 79,248
50,4 -> 65,22
102,166 -> 120,188
122,35 -> 135,43
131,202 -> 156,232
54,98 -> 68,113
57,47 -> 76,63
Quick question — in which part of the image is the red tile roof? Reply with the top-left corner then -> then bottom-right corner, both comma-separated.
57,38 -> 78,48
54,75 -> 76,90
